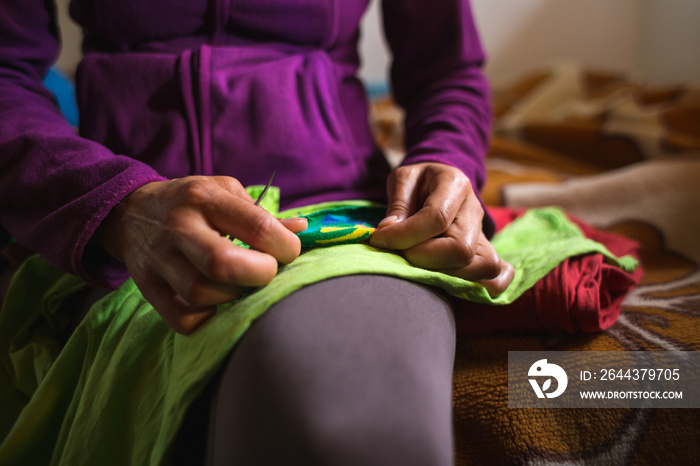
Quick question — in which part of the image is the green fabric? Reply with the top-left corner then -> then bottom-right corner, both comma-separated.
278,204 -> 636,306
0,200 -> 637,465
246,184 -> 280,215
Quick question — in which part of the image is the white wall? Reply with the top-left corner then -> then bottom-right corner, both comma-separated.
470,0 -> 640,86
55,0 -> 82,74
359,0 -> 700,88
358,0 -> 389,86
638,0 -> 700,84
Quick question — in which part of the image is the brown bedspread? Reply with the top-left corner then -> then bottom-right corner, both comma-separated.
373,66 -> 700,465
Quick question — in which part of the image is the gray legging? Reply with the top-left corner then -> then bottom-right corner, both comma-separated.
174,275 -> 457,466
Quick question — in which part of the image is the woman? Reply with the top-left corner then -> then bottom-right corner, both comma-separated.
0,0 -> 511,464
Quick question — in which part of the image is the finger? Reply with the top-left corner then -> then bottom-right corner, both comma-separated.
175,176 -> 300,264
477,260 -> 515,298
156,249 -> 246,307
401,197 -> 484,268
212,175 -> 308,239
135,271 -> 217,335
175,221 -> 281,287
433,233 -> 503,282
209,176 -> 254,201
202,192 -> 301,264
371,176 -> 470,250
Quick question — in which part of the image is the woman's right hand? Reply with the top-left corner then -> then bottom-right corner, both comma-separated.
94,176 -> 307,334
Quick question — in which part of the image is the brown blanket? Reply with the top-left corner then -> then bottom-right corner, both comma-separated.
372,66 -> 700,464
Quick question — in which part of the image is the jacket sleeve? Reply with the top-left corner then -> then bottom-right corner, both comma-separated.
0,0 -> 166,288
381,0 -> 493,230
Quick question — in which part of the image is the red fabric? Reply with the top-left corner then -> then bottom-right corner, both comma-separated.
454,207 -> 643,334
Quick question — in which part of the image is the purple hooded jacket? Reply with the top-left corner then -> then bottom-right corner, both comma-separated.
0,0 -> 491,288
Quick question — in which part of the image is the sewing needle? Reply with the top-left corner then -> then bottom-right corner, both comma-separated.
254,171 -> 276,206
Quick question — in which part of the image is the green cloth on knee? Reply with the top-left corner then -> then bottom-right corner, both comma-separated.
0,199 -> 637,465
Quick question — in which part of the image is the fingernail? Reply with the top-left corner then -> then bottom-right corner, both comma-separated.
371,238 -> 387,249
377,215 -> 401,228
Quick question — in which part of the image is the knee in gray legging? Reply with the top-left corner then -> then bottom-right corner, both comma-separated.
206,275 -> 456,466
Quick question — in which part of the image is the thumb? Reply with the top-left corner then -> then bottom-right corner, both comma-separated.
377,167 -> 420,230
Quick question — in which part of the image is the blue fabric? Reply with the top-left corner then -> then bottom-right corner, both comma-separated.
42,67 -> 79,127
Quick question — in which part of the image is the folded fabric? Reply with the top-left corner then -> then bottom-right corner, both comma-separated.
281,200 -> 643,334
452,207 -> 643,334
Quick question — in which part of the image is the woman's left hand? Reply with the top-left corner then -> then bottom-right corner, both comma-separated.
369,162 -> 514,297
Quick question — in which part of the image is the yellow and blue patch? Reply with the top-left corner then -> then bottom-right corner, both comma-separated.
296,206 -> 387,247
